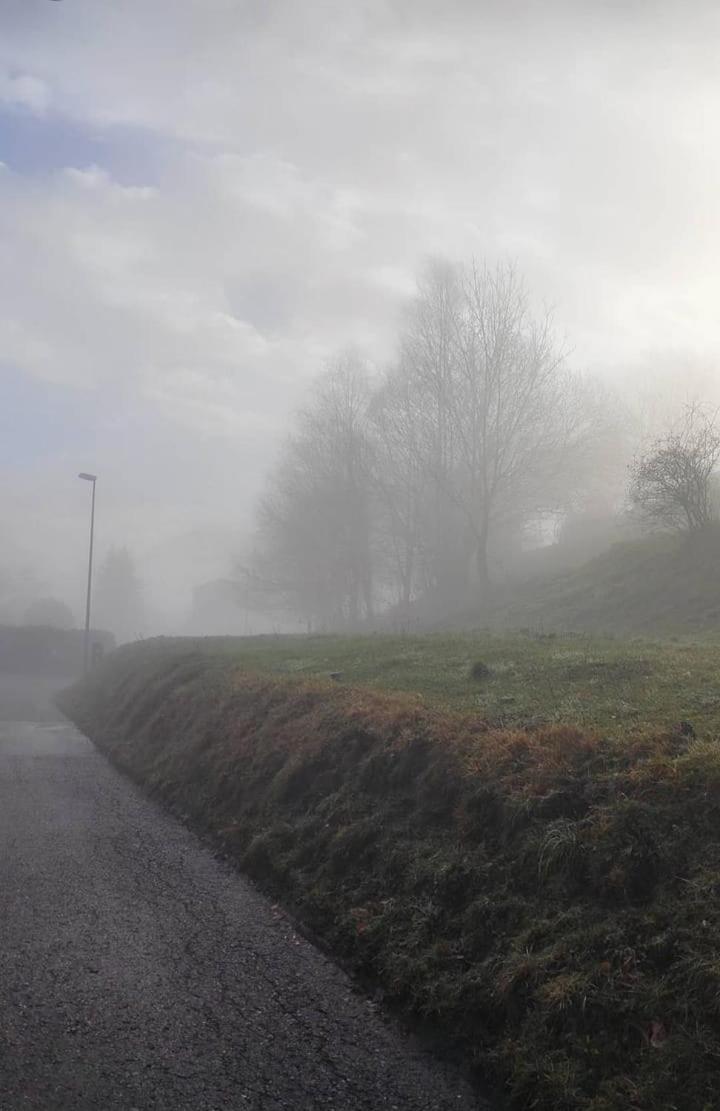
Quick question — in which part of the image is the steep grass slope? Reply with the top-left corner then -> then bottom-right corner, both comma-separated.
61,640 -> 720,1110
486,527 -> 720,635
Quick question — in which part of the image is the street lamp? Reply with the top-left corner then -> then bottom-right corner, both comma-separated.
78,472 -> 97,674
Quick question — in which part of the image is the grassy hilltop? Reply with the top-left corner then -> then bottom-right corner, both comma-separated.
481,527 -> 720,637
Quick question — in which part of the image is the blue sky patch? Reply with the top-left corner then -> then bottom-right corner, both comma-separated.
0,106 -> 166,185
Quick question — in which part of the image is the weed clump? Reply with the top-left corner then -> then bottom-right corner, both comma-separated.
469,660 -> 492,682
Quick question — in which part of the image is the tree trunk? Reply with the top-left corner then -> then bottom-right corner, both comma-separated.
476,526 -> 491,596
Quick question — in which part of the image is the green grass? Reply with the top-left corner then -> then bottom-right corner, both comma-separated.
483,526 -> 720,636
145,629 -> 720,739
59,633 -> 720,1110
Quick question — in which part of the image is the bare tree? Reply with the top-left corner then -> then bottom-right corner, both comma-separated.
398,259 -> 593,596
629,404 -> 720,532
368,361 -> 433,619
255,260 -> 621,626
399,259 -> 465,603
257,353 -> 376,630
450,262 -> 569,586
95,547 -> 144,642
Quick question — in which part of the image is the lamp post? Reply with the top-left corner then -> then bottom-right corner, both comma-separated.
78,472 -> 97,674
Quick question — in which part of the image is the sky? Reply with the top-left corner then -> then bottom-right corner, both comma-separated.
2,0 -> 720,625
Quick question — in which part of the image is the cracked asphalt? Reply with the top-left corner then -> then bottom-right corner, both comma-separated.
0,680 -> 486,1110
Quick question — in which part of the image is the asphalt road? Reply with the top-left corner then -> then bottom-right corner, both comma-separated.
0,674 -> 70,723
0,679 -> 485,1111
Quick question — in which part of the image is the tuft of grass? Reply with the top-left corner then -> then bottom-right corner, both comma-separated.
537,820 -> 581,883
469,660 -> 493,682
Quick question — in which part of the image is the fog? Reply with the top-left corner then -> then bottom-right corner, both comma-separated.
3,0 -> 720,639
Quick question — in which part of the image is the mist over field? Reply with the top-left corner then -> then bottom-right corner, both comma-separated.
11,9 -> 720,1110
3,0 -> 720,639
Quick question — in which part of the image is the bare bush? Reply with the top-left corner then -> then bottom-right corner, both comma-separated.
629,404 -> 720,532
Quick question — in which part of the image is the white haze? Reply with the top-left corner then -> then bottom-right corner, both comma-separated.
2,0 -> 720,634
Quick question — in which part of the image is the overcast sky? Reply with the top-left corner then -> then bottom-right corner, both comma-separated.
2,0 -> 720,622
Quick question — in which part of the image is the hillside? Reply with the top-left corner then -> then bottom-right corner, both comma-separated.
484,527 -> 720,635
61,634 -> 720,1110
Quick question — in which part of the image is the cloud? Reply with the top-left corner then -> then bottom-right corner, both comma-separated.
0,148 -> 393,419
3,0 -> 720,620
0,70 -> 49,114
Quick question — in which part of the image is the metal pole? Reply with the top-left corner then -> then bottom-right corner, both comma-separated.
83,477 -> 96,674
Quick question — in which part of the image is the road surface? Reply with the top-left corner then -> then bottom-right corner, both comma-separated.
0,679 -> 484,1110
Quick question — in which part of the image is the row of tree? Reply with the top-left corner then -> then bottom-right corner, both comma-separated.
254,260 -> 627,630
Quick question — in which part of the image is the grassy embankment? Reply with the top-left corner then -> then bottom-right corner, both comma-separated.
483,527 -> 720,636
60,631 -> 720,1110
